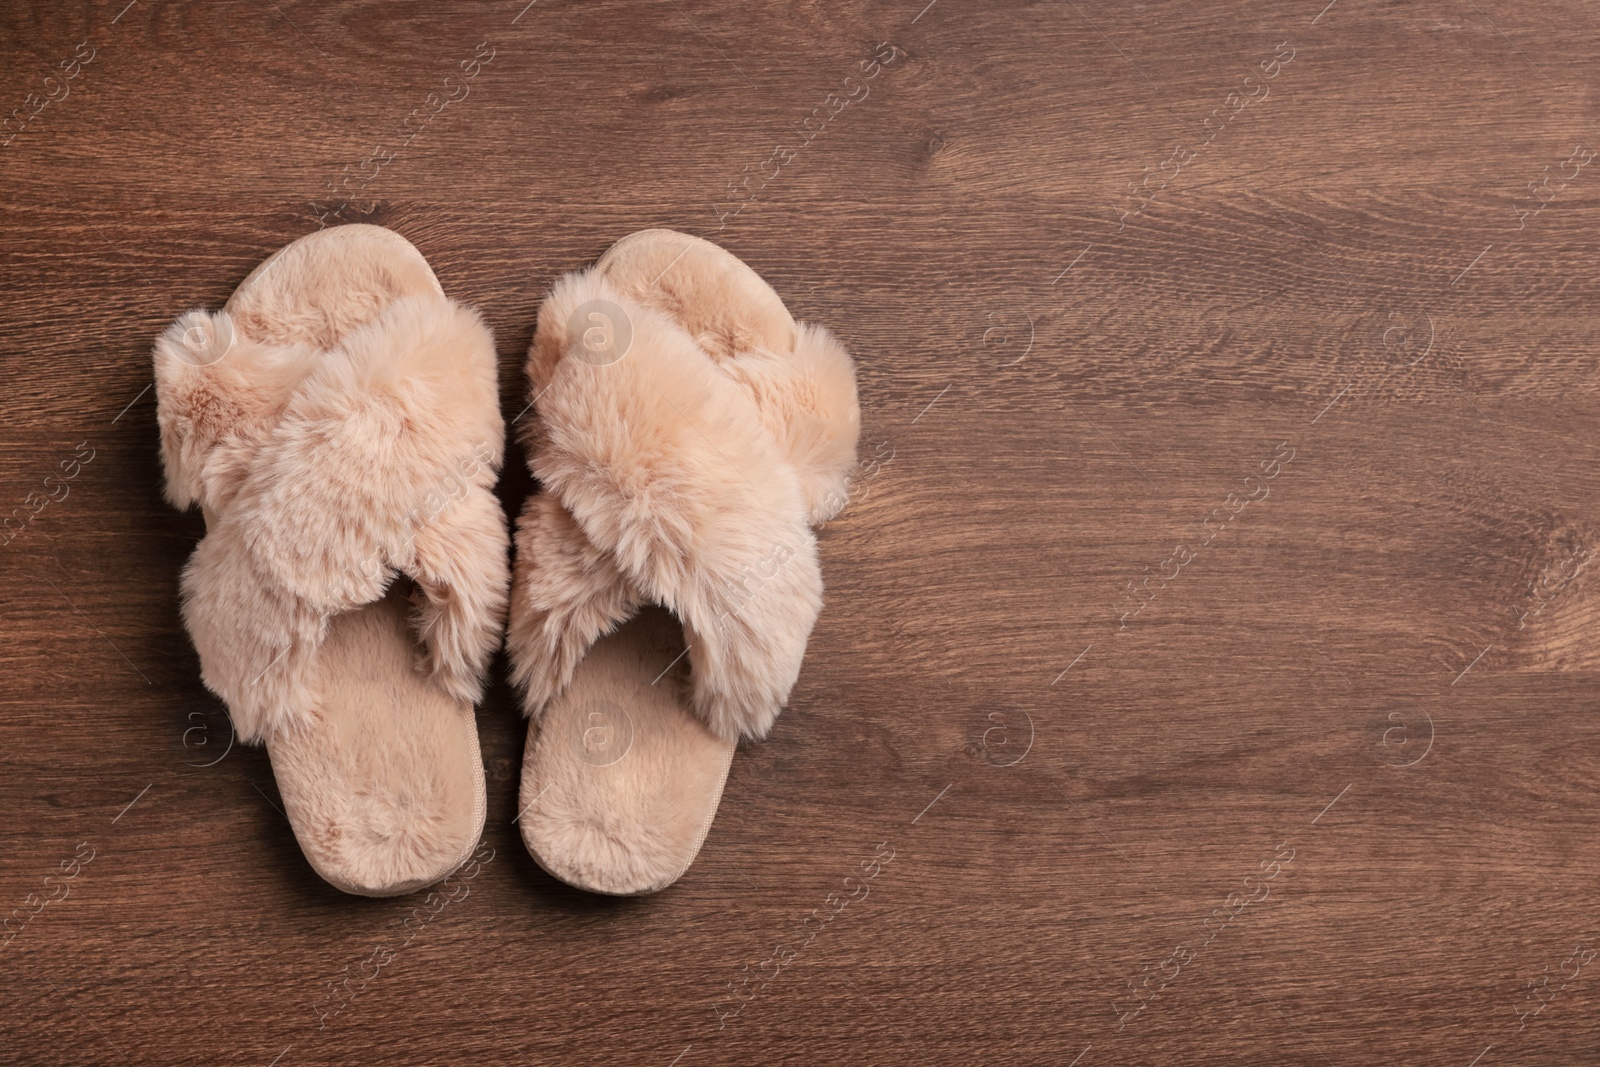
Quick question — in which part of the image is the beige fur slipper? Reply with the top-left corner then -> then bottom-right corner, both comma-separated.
507,229 -> 860,894
154,225 -> 509,896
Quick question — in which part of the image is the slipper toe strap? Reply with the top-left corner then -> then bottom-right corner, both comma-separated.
518,274 -> 825,741
163,295 -> 509,740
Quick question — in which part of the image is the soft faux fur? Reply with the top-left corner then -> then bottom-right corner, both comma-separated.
156,291 -> 509,744
508,237 -> 860,742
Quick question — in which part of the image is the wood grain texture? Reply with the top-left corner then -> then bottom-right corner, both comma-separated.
4,0 -> 1600,1063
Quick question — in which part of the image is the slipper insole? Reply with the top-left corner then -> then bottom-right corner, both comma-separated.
270,583 -> 486,896
519,607 -> 734,896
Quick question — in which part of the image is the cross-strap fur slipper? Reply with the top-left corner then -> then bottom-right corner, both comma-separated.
508,229 -> 860,894
154,225 -> 509,896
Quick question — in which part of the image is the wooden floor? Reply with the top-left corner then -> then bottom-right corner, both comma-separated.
5,0 -> 1600,1063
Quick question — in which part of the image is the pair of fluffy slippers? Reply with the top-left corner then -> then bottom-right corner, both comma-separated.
153,225 -> 860,896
